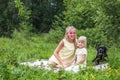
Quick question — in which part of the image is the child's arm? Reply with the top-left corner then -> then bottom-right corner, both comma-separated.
75,54 -> 86,65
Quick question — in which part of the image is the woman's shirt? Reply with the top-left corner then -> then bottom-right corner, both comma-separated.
49,39 -> 75,65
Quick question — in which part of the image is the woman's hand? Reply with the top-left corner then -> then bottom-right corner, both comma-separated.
74,63 -> 78,66
62,61 -> 71,68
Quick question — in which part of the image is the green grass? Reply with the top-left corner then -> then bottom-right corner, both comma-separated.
0,36 -> 120,80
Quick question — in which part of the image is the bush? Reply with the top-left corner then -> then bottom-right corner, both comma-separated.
45,27 -> 64,43
77,28 -> 108,48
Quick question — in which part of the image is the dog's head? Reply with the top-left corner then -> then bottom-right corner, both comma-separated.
92,46 -> 108,65
97,46 -> 107,57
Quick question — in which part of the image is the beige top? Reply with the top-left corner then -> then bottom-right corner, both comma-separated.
49,39 -> 75,65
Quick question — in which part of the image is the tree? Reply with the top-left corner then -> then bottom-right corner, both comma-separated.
0,0 -> 65,36
91,0 -> 120,47
23,0 -> 65,33
51,0 -> 120,47
0,0 -> 19,37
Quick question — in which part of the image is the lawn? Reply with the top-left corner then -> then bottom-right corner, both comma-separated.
0,36 -> 120,80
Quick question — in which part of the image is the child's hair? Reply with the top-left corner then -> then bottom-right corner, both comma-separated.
64,26 -> 77,49
78,36 -> 87,48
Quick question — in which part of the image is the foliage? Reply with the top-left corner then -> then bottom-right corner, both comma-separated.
0,37 -> 120,80
22,0 -> 65,33
53,0 -> 98,29
14,0 -> 31,21
52,0 -> 120,48
45,27 -> 64,43
0,0 -> 19,37
91,0 -> 120,48
0,0 -> 64,36
0,0 -> 120,79
77,28 -> 108,48
12,0 -> 32,39
0,0 -> 120,48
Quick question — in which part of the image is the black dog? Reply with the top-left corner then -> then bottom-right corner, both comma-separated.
92,46 -> 108,65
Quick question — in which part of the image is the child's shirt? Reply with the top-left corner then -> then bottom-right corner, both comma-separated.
75,48 -> 87,67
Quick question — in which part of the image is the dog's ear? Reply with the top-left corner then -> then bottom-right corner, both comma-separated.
104,46 -> 107,52
103,46 -> 108,57
96,47 -> 100,53
96,46 -> 100,51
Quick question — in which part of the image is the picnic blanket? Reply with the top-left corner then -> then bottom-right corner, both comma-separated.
20,59 -> 51,70
20,59 -> 109,73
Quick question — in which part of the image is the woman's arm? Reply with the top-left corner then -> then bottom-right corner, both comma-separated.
54,40 -> 65,66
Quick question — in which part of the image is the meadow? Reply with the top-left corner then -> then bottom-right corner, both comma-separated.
0,36 -> 120,80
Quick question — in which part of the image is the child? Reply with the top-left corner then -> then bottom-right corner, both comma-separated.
74,36 -> 87,69
65,36 -> 87,72
48,26 -> 77,68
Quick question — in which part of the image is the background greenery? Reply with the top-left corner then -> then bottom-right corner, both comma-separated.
0,0 -> 120,80
0,0 -> 120,48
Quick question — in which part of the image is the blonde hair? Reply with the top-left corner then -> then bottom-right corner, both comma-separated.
78,36 -> 87,48
64,26 -> 77,49
64,26 -> 76,40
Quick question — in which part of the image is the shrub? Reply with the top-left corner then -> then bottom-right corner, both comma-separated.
45,27 -> 64,43
77,28 -> 108,48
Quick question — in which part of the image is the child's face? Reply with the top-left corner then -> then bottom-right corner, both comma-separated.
67,29 -> 76,40
77,40 -> 85,48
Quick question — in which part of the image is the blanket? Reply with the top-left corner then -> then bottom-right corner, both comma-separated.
20,59 -> 108,73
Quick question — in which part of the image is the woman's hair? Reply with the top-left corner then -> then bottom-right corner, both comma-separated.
64,26 -> 76,40
64,26 -> 77,49
78,36 -> 87,47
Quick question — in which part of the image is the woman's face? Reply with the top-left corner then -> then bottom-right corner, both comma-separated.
67,29 -> 76,40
